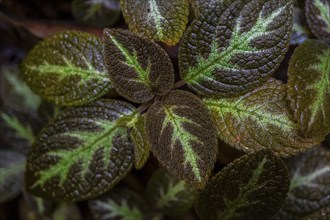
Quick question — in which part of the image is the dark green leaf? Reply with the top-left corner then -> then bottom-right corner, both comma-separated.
306,0 -> 330,44
72,0 -> 121,27
103,29 -> 174,103
303,206 -> 330,220
0,150 -> 26,202
204,78 -> 317,157
146,169 -> 197,217
21,31 -> 112,106
189,0 -> 223,17
146,90 -> 218,189
88,187 -> 146,220
288,40 -> 330,141
291,0 -> 313,45
179,0 -> 293,97
274,147 -> 330,219
195,150 -> 290,220
120,0 -> 189,45
25,99 -> 135,201
20,193 -> 55,219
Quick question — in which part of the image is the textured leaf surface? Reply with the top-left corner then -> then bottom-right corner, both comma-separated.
72,0 -> 121,27
179,0 -> 293,97
288,40 -> 330,141
195,150 -> 290,220
120,0 -> 189,45
25,100 -> 135,201
89,188 -> 146,220
204,79 -> 317,157
146,90 -> 218,188
303,206 -> 330,220
104,29 -> 174,103
275,147 -> 330,220
190,0 -> 223,17
0,150 -> 26,202
146,169 -> 197,216
21,31 -> 112,106
306,0 -> 330,44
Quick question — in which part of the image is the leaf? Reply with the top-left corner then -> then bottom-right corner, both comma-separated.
145,90 -> 218,189
72,0 -> 121,27
146,169 -> 197,217
189,0 -> 223,17
287,40 -> 330,141
21,31 -> 112,106
52,203 -> 82,220
303,206 -> 330,220
25,99 -> 135,201
306,0 -> 330,44
274,147 -> 330,220
103,29 -> 174,103
291,0 -> 313,45
204,78 -> 317,157
120,0 -> 189,45
195,149 -> 290,220
0,150 -> 26,202
88,187 -> 146,220
179,0 -> 293,98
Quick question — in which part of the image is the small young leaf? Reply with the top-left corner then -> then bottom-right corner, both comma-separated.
275,147 -> 330,219
179,0 -> 293,97
88,187 -> 146,220
195,150 -> 290,220
146,90 -> 218,189
306,0 -> 330,44
25,99 -> 135,201
120,0 -> 189,45
103,29 -> 174,103
288,40 -> 330,141
0,150 -> 26,202
204,78 -> 317,157
72,0 -> 121,27
21,31 -> 112,106
146,169 -> 197,217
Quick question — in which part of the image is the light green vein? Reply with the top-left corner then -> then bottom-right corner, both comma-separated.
290,166 -> 330,190
315,0 -> 330,32
156,181 -> 186,209
149,0 -> 165,39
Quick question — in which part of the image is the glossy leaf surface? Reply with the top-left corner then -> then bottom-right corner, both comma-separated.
306,0 -> 330,44
146,90 -> 218,188
25,100 -> 135,201
288,40 -> 330,141
0,150 -> 26,202
21,31 -> 112,106
104,29 -> 174,103
275,147 -> 330,219
195,150 -> 290,220
89,188 -> 146,220
204,79 -> 317,157
120,0 -> 189,45
179,0 -> 293,97
146,169 -> 197,216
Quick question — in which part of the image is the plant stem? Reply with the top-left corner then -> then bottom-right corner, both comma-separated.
137,100 -> 153,114
172,80 -> 186,90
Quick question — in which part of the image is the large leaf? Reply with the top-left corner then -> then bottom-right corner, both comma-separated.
103,29 -> 174,103
274,147 -> 330,219
0,150 -> 26,202
120,0 -> 189,45
189,0 -> 223,17
21,31 -> 112,106
306,0 -> 330,44
204,78 -> 317,157
146,169 -> 197,217
72,0 -> 121,27
25,99 -> 135,201
287,40 -> 330,141
179,0 -> 293,97
145,90 -> 218,188
195,150 -> 290,220
88,187 -> 146,220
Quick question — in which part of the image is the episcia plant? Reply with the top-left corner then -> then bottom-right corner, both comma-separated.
1,0 -> 330,219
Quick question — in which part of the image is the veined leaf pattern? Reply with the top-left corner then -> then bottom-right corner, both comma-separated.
103,29 -> 174,103
179,0 -> 293,97
146,90 -> 218,188
195,150 -> 290,220
21,31 -> 112,106
120,0 -> 189,45
288,40 -> 330,140
204,78 -> 318,157
25,100 -> 135,201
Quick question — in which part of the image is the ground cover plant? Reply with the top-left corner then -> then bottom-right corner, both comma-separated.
0,0 -> 330,219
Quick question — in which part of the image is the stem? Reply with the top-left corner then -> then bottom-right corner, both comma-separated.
172,80 -> 186,90
137,100 -> 153,114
